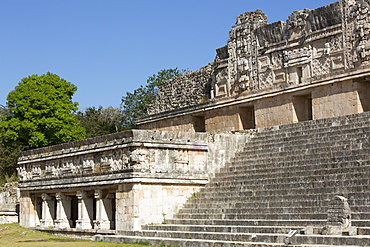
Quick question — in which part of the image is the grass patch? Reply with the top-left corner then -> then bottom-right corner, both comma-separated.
0,223 -> 155,246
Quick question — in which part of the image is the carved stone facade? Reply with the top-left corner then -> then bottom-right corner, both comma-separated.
17,130 -> 250,232
147,65 -> 213,115
137,0 -> 370,133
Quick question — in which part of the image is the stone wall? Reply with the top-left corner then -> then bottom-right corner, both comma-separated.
312,80 -> 367,120
147,65 -> 213,115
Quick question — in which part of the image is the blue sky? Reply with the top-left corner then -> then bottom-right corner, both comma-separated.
0,0 -> 336,111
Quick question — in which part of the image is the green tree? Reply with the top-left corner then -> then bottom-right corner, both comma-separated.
0,105 -> 19,185
0,142 -> 21,185
76,106 -> 126,138
121,68 -> 188,129
0,72 -> 86,149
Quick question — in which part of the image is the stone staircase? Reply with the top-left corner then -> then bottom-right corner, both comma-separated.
96,112 -> 370,246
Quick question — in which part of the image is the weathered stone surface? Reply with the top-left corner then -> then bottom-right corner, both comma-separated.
322,196 -> 353,235
147,65 -> 213,115
0,182 -> 19,224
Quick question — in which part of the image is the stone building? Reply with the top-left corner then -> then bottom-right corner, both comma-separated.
18,0 -> 370,246
17,130 -> 249,233
137,0 -> 370,133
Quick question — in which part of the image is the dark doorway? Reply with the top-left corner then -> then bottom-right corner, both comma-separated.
193,116 -> 206,132
293,94 -> 312,122
70,195 -> 78,228
239,106 -> 255,130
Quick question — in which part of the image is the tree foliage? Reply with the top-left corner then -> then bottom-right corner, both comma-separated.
121,68 -> 188,129
0,105 -> 19,184
0,72 -> 86,149
76,106 -> 126,138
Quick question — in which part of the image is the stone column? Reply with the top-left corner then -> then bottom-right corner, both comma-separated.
76,190 -> 94,229
40,193 -> 55,227
54,192 -> 72,228
93,190 -> 114,230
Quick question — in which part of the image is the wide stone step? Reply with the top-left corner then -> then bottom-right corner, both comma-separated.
205,178 -> 370,191
194,186 -> 370,200
230,154 -> 369,170
103,230 -> 370,246
119,230 -> 290,243
219,159 -> 370,177
215,164 -> 370,183
181,200 -> 370,214
189,189 -> 370,203
242,128 -> 370,149
232,146 -> 369,163
253,123 -> 370,137
94,234 -> 294,247
254,119 -> 370,137
201,181 -> 370,196
179,205 -> 370,216
165,218 -> 327,227
250,117 -> 370,139
231,150 -> 369,166
205,181 -> 370,195
143,224 -> 370,236
142,224 -> 302,234
230,154 -> 369,168
353,221 -> 370,227
163,219 -> 370,228
173,212 -> 328,220
243,129 -> 370,148
191,187 -> 370,199
174,213 -> 370,221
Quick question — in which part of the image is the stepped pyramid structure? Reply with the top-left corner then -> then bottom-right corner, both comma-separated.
18,0 -> 370,246
101,112 -> 370,246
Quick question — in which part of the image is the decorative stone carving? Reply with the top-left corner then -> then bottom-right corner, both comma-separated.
41,193 -> 53,201
312,57 -> 331,77
322,195 -> 353,235
130,148 -> 150,171
287,9 -> 310,37
55,192 -> 71,201
76,190 -> 87,200
147,65 -> 213,114
284,46 -> 312,67
354,2 -> 370,62
259,70 -> 274,89
94,190 -> 103,199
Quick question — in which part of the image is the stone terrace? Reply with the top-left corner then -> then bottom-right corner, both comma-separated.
95,111 -> 370,246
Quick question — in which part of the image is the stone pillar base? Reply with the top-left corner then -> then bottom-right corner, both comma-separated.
76,219 -> 93,229
40,219 -> 54,228
93,220 -> 113,230
54,219 -> 71,228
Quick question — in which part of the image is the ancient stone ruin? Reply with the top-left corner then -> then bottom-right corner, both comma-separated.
17,0 -> 370,246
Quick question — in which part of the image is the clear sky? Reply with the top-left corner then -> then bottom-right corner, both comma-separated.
0,0 -> 336,111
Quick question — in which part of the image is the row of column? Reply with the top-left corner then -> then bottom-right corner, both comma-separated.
39,190 -> 114,230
